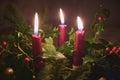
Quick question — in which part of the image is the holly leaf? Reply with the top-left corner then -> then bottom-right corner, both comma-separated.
83,56 -> 94,64
99,38 -> 109,46
91,43 -> 105,50
68,28 -> 75,42
57,41 -> 74,56
85,36 -> 94,44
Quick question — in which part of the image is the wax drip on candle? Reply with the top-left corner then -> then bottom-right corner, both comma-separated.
77,16 -> 83,31
34,12 -> 39,35
60,8 -> 64,25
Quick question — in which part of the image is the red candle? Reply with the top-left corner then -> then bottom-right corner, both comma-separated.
58,8 -> 67,46
32,13 -> 42,70
73,16 -> 85,68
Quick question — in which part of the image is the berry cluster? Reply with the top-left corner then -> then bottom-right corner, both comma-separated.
106,46 -> 120,55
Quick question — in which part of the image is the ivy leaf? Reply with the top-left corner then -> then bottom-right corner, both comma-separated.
42,37 -> 57,58
56,52 -> 66,60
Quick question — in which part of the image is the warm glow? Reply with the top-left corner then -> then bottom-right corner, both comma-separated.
59,8 -> 64,24
34,12 -> 39,35
77,16 -> 83,30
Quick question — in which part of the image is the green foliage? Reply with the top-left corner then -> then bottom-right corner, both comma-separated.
68,28 -> 75,42
67,63 -> 92,80
41,25 -> 59,39
91,7 -> 110,42
1,4 -> 120,80
42,37 -> 57,57
83,56 -> 94,64
57,28 -> 75,56
37,52 -> 69,80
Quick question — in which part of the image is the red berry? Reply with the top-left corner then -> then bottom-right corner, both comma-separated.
2,41 -> 7,46
103,18 -> 106,21
109,51 -> 113,55
112,46 -> 117,52
24,57 -> 30,62
106,47 -> 110,52
98,16 -> 102,21
117,47 -> 120,54
115,49 -> 120,53
33,61 -> 43,69
118,47 -> 120,50
40,60 -> 44,64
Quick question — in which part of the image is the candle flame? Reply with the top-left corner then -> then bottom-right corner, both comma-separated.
60,8 -> 64,24
77,16 -> 83,30
34,12 -> 39,35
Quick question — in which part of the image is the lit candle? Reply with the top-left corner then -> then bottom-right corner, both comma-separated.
73,16 -> 85,68
32,12 -> 42,70
58,8 -> 67,46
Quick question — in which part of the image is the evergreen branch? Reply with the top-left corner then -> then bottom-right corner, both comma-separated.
17,43 -> 33,60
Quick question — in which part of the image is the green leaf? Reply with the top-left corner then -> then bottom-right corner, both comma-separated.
42,37 -> 57,58
57,41 -> 74,56
83,56 -> 94,63
85,36 -> 94,44
41,25 -> 58,38
99,38 -> 109,46
91,43 -> 105,50
17,32 -> 24,40
68,28 -> 75,42
15,31 -> 24,44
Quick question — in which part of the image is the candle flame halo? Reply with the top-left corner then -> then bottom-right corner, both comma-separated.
60,8 -> 64,24
34,12 -> 39,35
77,16 -> 83,30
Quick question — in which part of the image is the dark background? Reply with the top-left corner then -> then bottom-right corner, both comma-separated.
0,0 -> 120,42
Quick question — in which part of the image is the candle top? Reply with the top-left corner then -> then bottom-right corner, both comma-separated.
60,8 -> 64,24
34,12 -> 39,35
77,16 -> 83,31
